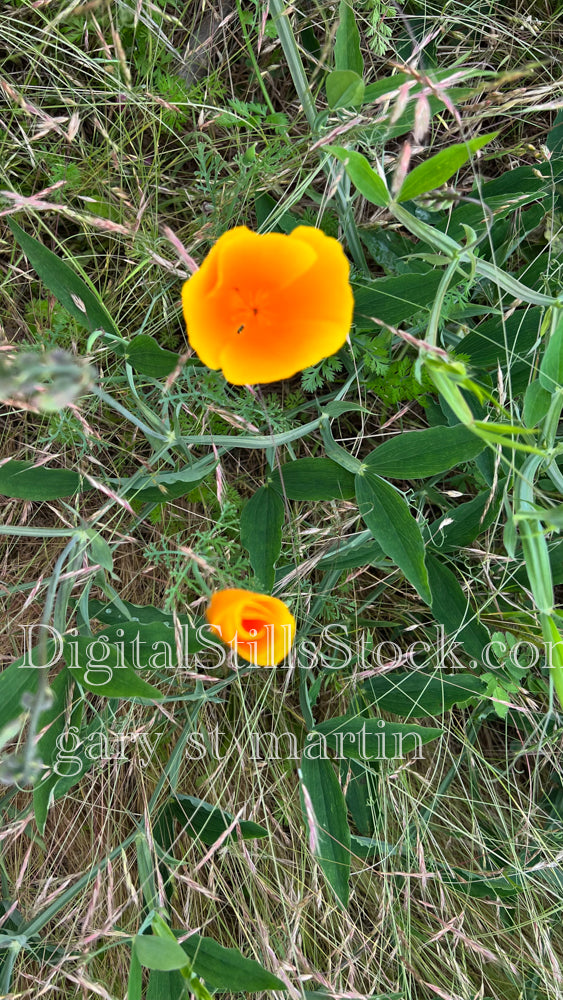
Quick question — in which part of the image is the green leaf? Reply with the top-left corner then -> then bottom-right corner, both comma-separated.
460,308 -> 542,369
33,667 -> 72,833
312,714 -> 443,760
440,867 -> 522,900
7,218 -> 119,337
341,757 -> 378,837
396,133 -> 498,203
361,671 -> 485,719
134,934 -> 190,972
327,147 -> 390,208
0,642 -> 64,731
524,379 -> 551,427
160,794 -> 268,846
178,933 -> 286,991
63,636 -> 163,700
426,554 -> 491,662
540,311 -> 563,392
356,470 -> 431,603
147,969 -> 186,1000
363,424 -> 484,479
425,489 -> 501,552
254,193 -> 300,234
120,457 -> 217,504
271,458 -> 355,501
125,335 -> 180,378
319,532 -> 386,570
0,460 -> 82,500
326,70 -> 365,109
127,948 -> 143,1000
89,598 -> 192,626
300,754 -> 351,908
353,269 -> 444,329
240,485 -> 284,591
334,0 -> 363,76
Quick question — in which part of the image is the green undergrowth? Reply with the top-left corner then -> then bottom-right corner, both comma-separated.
1,0 -> 563,998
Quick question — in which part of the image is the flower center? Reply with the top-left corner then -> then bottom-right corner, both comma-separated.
241,618 -> 266,636
230,287 -> 270,336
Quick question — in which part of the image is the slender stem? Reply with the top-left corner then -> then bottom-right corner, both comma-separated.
268,0 -> 368,272
234,0 -> 278,118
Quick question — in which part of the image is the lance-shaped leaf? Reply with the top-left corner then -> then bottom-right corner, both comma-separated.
271,457 -> 355,501
327,147 -> 390,207
363,423 -> 484,479
300,754 -> 351,908
240,485 -> 284,591
356,469 -> 431,603
396,132 -> 498,203
0,460 -> 82,500
334,0 -> 363,76
8,218 -> 119,337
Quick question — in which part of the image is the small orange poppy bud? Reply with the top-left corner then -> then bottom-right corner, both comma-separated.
181,226 -> 354,385
205,588 -> 296,666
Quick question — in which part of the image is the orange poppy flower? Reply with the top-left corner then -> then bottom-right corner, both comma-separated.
181,226 -> 354,385
205,588 -> 296,666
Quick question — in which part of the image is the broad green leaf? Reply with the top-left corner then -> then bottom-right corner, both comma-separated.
439,866 -> 522,900
319,533 -> 386,570
271,458 -> 355,501
425,489 -> 501,552
0,460 -> 82,500
361,66 -> 479,106
460,308 -> 542,369
240,485 -> 284,591
125,335 -> 179,378
341,757 -> 378,837
426,554 -> 491,662
356,470 -> 431,603
353,270 -> 443,329
254,192 -> 300,234
89,598 -> 192,626
8,218 -> 119,337
327,147 -> 390,208
0,641 -> 64,730
396,132 -> 498,203
300,754 -> 351,908
361,671 -> 485,719
363,424 -> 484,479
326,70 -> 365,109
178,933 -> 286,991
134,934 -> 190,972
147,969 -> 186,1000
524,379 -> 551,427
334,0 -> 363,76
87,603 -> 206,656
434,164 -> 550,243
540,311 -> 563,392
63,636 -> 163,699
85,617 -> 206,658
160,794 -> 268,846
86,529 -> 113,572
311,714 -> 443,760
127,948 -> 143,1000
121,457 -> 217,504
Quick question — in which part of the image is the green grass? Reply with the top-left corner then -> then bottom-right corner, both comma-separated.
1,0 -> 563,998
